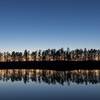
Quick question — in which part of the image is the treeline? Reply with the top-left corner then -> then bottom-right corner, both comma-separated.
0,48 -> 100,62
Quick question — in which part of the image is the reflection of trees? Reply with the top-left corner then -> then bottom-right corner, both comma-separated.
0,69 -> 100,85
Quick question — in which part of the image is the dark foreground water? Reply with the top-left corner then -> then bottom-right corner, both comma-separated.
0,69 -> 100,100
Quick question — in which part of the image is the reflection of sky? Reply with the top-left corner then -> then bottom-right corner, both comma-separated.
0,79 -> 100,100
0,69 -> 100,100
0,0 -> 100,51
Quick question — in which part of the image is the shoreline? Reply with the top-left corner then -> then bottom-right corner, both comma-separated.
0,61 -> 100,70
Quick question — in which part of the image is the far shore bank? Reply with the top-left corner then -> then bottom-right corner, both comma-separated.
0,61 -> 100,70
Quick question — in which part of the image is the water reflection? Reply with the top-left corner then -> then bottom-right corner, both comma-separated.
0,69 -> 100,85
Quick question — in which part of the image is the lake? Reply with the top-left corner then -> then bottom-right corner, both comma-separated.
0,69 -> 100,100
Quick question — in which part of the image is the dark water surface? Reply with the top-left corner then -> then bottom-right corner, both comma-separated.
0,69 -> 100,100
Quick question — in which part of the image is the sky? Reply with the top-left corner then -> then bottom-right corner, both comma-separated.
0,0 -> 100,51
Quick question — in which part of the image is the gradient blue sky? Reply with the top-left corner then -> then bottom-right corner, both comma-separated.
0,0 -> 100,51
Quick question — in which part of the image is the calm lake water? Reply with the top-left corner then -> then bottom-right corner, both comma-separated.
0,69 -> 100,100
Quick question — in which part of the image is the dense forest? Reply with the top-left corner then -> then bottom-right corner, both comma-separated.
0,48 -> 100,62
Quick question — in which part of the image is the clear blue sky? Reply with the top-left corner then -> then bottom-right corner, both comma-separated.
0,0 -> 100,51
